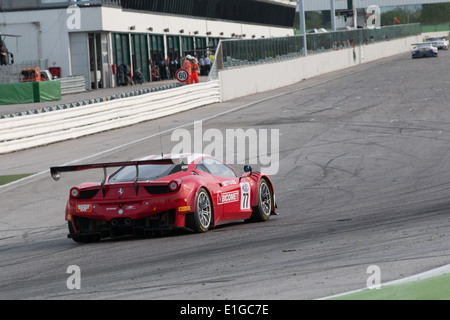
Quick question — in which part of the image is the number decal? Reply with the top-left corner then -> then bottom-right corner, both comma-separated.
240,182 -> 250,210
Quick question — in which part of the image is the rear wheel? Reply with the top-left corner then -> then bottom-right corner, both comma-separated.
187,188 -> 212,233
248,178 -> 273,222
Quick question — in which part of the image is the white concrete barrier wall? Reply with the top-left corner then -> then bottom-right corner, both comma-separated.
219,34 -> 422,101
0,81 -> 220,154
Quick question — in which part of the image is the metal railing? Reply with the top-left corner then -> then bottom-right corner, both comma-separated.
217,24 -> 421,70
421,24 -> 450,33
0,59 -> 48,84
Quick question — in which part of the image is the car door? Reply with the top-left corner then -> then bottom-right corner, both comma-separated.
199,157 -> 250,219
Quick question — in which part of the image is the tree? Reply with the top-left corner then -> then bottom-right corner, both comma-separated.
420,3 -> 450,24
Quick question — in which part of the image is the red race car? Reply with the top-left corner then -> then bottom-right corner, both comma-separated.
50,154 -> 277,242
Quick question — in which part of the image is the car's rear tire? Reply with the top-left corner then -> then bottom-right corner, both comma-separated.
248,178 -> 273,222
187,188 -> 212,233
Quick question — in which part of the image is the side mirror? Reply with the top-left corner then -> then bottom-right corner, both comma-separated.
244,165 -> 252,174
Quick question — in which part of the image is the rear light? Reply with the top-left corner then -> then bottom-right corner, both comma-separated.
70,187 -> 80,199
168,179 -> 181,192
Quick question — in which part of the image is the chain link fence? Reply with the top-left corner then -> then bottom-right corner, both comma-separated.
215,24 -> 421,71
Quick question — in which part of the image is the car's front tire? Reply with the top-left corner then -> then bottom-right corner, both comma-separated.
248,178 -> 273,222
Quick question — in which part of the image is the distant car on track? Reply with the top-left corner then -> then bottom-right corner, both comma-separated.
50,154 -> 277,242
427,37 -> 449,50
411,43 -> 438,59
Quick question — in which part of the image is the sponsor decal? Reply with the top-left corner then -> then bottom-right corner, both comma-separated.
222,180 -> 238,187
218,190 -> 239,205
76,204 -> 92,213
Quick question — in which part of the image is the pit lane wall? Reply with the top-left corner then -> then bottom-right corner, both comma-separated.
219,34 -> 422,101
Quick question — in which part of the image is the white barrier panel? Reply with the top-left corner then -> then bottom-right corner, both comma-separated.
0,81 -> 220,154
219,35 -> 422,101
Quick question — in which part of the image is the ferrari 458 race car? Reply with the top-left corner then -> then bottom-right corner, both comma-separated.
411,42 -> 438,59
50,154 -> 277,242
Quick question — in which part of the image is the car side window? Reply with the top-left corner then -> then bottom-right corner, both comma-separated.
194,162 -> 211,174
196,158 -> 238,178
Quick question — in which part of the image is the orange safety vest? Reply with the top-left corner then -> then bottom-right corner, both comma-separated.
191,62 -> 199,74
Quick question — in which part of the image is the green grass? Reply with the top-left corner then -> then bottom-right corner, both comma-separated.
330,273 -> 450,300
0,174 -> 34,186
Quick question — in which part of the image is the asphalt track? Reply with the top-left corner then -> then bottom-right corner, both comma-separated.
1,51 -> 450,301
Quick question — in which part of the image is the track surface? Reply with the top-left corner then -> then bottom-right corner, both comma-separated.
1,52 -> 450,300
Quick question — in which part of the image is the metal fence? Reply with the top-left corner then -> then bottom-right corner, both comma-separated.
218,24 -> 422,70
421,24 -> 450,33
0,59 -> 48,84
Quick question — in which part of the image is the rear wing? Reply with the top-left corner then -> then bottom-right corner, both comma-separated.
50,157 -> 189,196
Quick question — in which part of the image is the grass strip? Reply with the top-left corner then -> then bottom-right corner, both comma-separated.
0,174 -> 34,186
330,273 -> 450,300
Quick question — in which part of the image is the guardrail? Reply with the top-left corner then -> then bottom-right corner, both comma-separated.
60,76 -> 86,95
0,80 -> 220,154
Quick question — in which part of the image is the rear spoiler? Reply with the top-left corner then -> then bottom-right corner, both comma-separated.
50,157 -> 189,196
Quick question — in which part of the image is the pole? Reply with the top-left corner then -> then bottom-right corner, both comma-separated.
298,0 -> 307,55
330,0 -> 336,31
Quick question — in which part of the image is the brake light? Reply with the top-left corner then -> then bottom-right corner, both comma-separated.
168,179 -> 181,192
70,187 -> 80,198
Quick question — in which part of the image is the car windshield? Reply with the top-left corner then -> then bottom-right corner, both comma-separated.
108,164 -> 181,183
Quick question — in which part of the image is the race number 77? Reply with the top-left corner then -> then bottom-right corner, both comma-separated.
240,182 -> 250,210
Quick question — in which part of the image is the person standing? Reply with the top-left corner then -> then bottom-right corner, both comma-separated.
182,55 -> 192,85
0,45 -> 7,65
169,57 -> 177,79
204,55 -> 212,75
190,57 -> 200,84
199,56 -> 205,76
159,58 -> 167,80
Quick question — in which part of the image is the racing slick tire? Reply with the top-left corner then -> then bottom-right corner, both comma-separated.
248,178 -> 273,222
187,188 -> 213,233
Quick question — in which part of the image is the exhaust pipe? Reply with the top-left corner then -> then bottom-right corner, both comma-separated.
111,219 -> 118,226
124,218 -> 132,225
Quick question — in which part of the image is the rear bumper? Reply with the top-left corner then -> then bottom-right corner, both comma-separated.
69,210 -> 184,241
